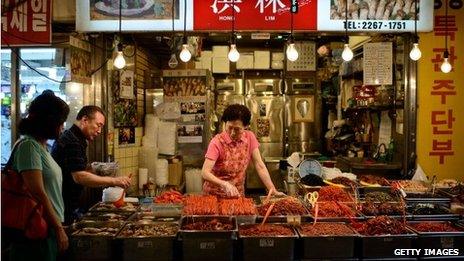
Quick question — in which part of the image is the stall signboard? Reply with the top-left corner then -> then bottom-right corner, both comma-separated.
1,0 -> 52,46
417,2 -> 463,180
76,0 -> 193,32
317,0 -> 434,32
193,0 -> 317,31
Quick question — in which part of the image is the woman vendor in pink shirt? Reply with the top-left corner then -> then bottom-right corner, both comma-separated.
202,104 -> 284,198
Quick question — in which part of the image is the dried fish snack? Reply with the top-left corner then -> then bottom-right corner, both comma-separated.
353,216 -> 408,236
318,187 -> 353,202
74,227 -> 120,236
239,224 -> 294,236
257,197 -> 308,216
119,223 -> 179,237
299,223 -> 356,236
182,218 -> 233,231
410,222 -> 461,233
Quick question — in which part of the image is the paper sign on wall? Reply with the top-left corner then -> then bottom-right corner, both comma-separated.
363,42 -> 393,85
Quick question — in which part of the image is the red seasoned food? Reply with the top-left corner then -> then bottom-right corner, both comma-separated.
183,195 -> 218,215
239,224 -> 294,236
299,223 -> 355,236
330,177 -> 357,187
257,197 -> 308,216
353,216 -> 408,236
359,175 -> 391,186
315,201 -> 356,217
154,189 -> 184,204
219,197 -> 257,215
182,218 -> 233,231
318,187 -> 354,202
410,222 -> 461,233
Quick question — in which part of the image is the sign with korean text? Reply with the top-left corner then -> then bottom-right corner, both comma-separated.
417,2 -> 463,180
194,0 -> 317,31
76,0 -> 193,32
1,0 -> 52,46
317,1 -> 434,32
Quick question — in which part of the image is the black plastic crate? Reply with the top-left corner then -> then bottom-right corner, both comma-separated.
407,221 -> 464,257
359,234 -> 416,258
239,224 -> 297,261
296,223 -> 358,259
179,216 -> 237,261
116,221 -> 179,261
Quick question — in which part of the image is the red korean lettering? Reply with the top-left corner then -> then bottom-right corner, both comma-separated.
429,139 -> 454,164
431,110 -> 455,135
431,46 -> 457,72
434,15 -> 456,41
431,80 -> 456,104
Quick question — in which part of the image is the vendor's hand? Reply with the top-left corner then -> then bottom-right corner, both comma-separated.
56,227 -> 69,253
222,181 -> 240,197
114,176 -> 131,188
271,189 -> 286,197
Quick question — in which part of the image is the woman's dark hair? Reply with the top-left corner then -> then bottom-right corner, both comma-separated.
18,90 -> 70,140
221,104 -> 251,126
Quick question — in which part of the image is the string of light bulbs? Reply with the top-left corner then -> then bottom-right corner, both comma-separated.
440,0 -> 452,73
341,0 -> 353,62
228,0 -> 240,62
286,6 -> 298,62
113,0 -> 126,69
179,0 -> 191,63
409,0 -> 422,61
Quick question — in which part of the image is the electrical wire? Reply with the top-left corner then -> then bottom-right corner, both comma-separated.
1,34 -> 114,84
345,0 -> 348,43
445,0 -> 448,52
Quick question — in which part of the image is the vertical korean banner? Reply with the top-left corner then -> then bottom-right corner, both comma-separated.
417,2 -> 464,179
1,0 -> 52,46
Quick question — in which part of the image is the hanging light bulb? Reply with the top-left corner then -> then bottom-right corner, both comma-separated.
179,41 -> 191,63
286,42 -> 299,62
113,43 -> 126,69
228,44 -> 240,62
168,53 -> 178,68
441,50 -> 452,73
409,43 -> 422,61
441,58 -> 451,73
342,43 -> 353,62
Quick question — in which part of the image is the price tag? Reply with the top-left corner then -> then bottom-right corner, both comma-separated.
137,241 -> 153,248
259,239 -> 275,247
286,215 -> 301,226
200,242 -> 215,250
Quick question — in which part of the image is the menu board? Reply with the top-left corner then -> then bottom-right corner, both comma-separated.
363,42 -> 392,85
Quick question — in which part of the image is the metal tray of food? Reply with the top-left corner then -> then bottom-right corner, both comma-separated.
152,203 -> 183,217
238,223 -> 298,261
405,193 -> 451,204
69,220 -> 124,261
296,222 -> 358,259
439,184 -> 464,197
360,201 -> 410,218
80,211 -> 132,222
406,221 -> 464,257
408,204 -> 460,220
116,220 -> 179,261
179,216 -> 237,261
88,201 -> 139,213
309,201 -> 364,221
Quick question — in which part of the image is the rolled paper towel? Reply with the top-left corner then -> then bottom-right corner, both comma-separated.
138,168 -> 148,189
185,168 -> 203,193
156,159 -> 169,187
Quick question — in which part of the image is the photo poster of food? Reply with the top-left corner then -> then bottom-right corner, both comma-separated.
180,101 -> 206,123
118,127 -> 135,146
162,75 -> 207,98
77,0 -> 193,32
120,70 -> 135,99
293,95 -> 315,123
317,1 -> 433,32
112,71 -> 138,127
69,36 -> 92,84
177,124 -> 203,143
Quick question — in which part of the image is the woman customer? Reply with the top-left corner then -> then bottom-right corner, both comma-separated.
202,104 -> 284,198
8,90 -> 70,260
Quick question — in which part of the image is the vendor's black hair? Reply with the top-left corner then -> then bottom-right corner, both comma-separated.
221,104 -> 251,126
76,105 -> 105,120
18,90 -> 70,140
